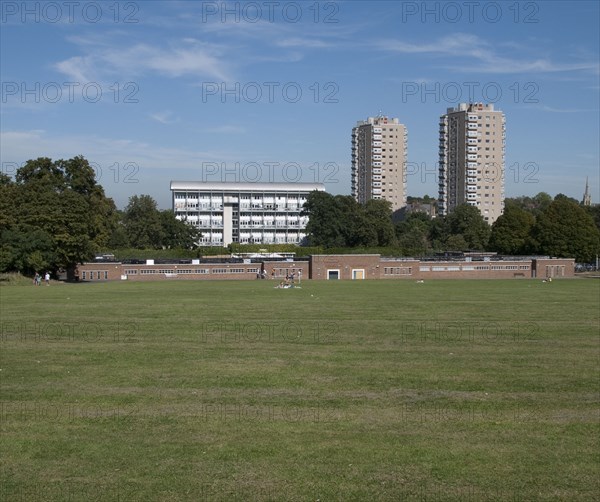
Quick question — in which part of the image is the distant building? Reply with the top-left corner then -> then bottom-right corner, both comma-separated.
406,201 -> 437,218
582,177 -> 592,206
438,103 -> 506,224
351,115 -> 407,211
392,201 -> 437,223
171,182 -> 325,246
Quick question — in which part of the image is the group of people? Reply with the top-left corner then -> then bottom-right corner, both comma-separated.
275,271 -> 299,289
33,272 -> 50,286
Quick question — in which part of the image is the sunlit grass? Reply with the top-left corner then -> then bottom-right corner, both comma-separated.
1,278 -> 598,500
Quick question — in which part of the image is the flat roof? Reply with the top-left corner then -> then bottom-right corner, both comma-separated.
170,181 -> 326,192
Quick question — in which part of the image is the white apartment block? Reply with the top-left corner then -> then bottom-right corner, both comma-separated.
438,103 -> 506,224
351,116 -> 407,212
171,182 -> 325,246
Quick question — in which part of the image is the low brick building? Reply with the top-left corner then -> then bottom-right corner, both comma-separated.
76,255 -> 575,282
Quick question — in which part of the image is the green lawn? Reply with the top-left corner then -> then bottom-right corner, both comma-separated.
1,278 -> 599,501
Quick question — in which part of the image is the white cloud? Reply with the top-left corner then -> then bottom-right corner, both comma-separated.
200,125 -> 246,134
374,34 -> 599,75
0,129 -> 237,169
276,38 -> 333,48
55,56 -> 96,82
55,40 -> 232,83
524,104 -> 598,113
149,111 -> 179,124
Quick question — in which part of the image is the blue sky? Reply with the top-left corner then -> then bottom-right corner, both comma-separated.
1,0 -> 598,209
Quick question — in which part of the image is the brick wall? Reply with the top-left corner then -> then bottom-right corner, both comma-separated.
533,258 -> 575,278
310,255 -> 380,280
78,263 -> 262,282
76,256 -> 575,282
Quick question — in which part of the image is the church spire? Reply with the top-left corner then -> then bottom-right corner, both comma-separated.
582,177 -> 591,206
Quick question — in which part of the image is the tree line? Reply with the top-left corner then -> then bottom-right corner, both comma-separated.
0,157 -> 198,276
302,191 -> 600,262
2,156 -> 598,277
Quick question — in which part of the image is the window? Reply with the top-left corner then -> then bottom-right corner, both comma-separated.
384,267 -> 412,275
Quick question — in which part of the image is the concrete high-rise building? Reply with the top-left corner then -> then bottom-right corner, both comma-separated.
351,116 -> 407,211
438,103 -> 506,224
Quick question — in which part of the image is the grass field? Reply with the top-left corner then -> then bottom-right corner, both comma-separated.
1,278 -> 599,501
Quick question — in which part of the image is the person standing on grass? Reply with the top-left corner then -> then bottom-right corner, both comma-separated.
44,272 -> 50,286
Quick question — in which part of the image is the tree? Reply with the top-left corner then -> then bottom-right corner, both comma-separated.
1,156 -> 117,274
429,216 -> 450,251
445,234 -> 469,251
444,204 -> 490,250
395,212 -> 432,256
123,195 -> 166,249
506,192 -> 552,217
302,192 -> 399,248
107,210 -> 130,249
1,228 -> 55,274
531,198 -> 600,262
585,205 -> 600,233
160,210 -> 200,248
489,202 -> 535,255
364,199 -> 397,246
335,195 -> 376,247
302,191 -> 346,247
